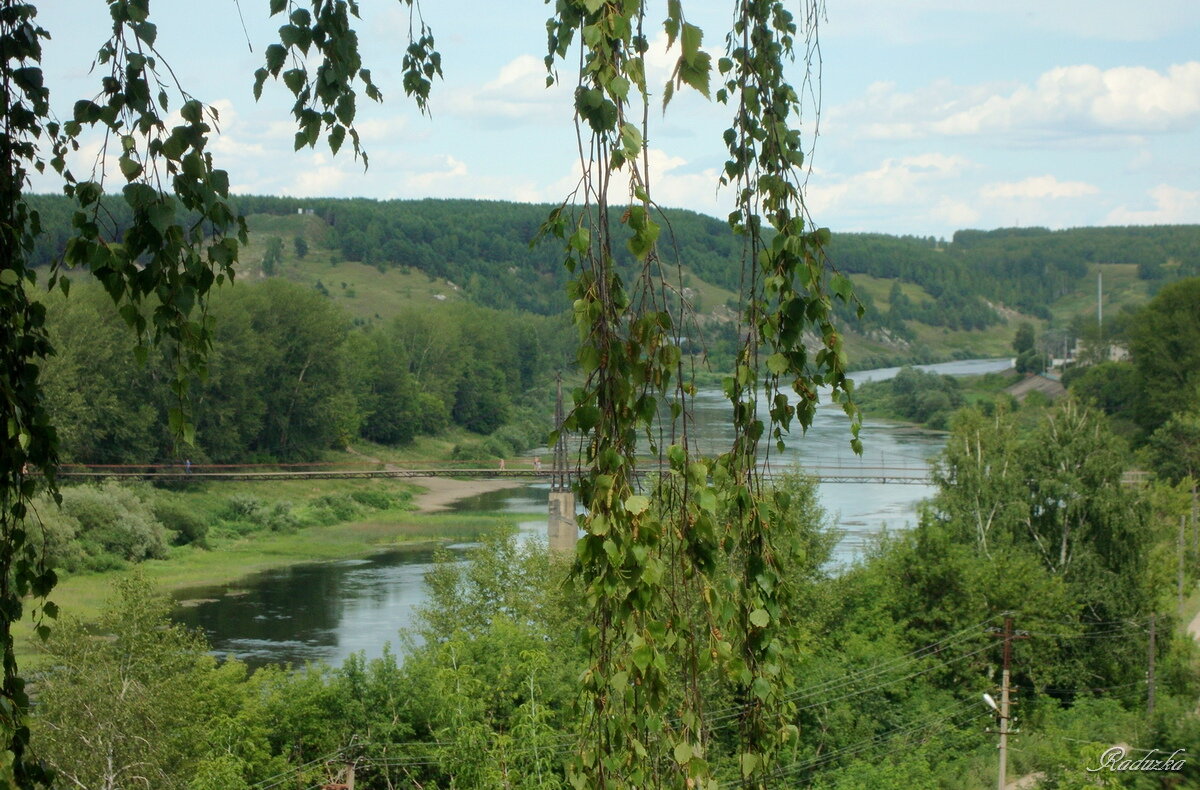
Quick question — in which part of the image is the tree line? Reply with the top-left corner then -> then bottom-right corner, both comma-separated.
30,194 -> 1199,348
40,279 -> 573,465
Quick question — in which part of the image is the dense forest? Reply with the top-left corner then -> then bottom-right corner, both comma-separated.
28,194 -> 1200,346
40,280 -> 573,465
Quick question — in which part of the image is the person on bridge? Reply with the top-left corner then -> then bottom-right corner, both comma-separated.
499,458 -> 506,471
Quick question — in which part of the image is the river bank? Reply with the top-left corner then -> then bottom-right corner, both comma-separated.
18,476 -> 525,663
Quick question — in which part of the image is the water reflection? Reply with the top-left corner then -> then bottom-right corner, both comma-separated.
172,358 -> 1010,668
174,549 -> 442,668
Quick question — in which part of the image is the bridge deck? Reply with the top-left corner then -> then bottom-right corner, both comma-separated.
52,464 -> 1149,486
54,465 -> 934,485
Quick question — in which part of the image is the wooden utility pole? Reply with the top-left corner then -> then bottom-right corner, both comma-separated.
990,616 -> 1028,790
1181,515 -> 1188,613
1148,614 -> 1157,721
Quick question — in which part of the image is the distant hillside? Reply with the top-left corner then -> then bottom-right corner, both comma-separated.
26,193 -> 1199,366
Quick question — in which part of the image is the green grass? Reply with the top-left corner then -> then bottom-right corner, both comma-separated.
237,213 -> 1162,374
240,213 -> 466,323
15,474 -> 514,664
850,272 -> 935,308
679,267 -> 738,313
1048,262 -> 1152,325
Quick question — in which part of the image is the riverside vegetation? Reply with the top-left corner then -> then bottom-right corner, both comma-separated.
24,277 -> 1200,789
29,409 -> 1200,788
20,162 -> 1200,790
4,1 -> 1200,788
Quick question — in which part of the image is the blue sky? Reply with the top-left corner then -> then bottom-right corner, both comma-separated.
33,1 -> 1200,237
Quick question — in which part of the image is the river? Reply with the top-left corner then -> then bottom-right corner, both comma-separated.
172,357 -> 1012,668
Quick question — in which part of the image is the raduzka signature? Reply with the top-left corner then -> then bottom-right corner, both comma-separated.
1086,746 -> 1186,773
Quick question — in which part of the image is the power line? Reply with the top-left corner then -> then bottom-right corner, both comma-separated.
732,699 -> 987,786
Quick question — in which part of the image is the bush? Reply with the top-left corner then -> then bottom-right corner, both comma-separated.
481,435 -> 514,459
262,502 -> 299,532
27,505 -> 89,573
154,500 -> 209,548
1015,348 -> 1048,374
222,495 -> 265,521
451,442 -> 491,462
219,496 -> 298,533
56,480 -> 170,566
347,489 -> 399,510
308,494 -> 365,525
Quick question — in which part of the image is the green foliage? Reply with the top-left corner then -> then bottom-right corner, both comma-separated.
1016,348 -> 1049,374
33,576 -> 281,790
37,278 -> 569,465
855,367 -> 966,429
1129,277 -> 1200,432
261,235 -> 284,275
539,0 -> 865,783
26,482 -> 168,573
1013,322 -> 1036,355
1065,361 -> 1144,439
153,498 -> 209,547
1148,410 -> 1200,483
925,401 -> 1156,688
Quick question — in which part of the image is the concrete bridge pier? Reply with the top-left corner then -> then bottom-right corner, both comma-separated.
547,374 -> 577,554
547,490 -> 577,554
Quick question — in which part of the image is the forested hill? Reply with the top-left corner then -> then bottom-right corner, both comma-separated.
830,225 -> 1200,321
27,193 -> 1200,346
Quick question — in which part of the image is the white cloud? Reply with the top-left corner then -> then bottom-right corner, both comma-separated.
838,62 -> 1200,143
445,54 -> 569,127
407,155 -> 469,190
980,175 -> 1099,200
445,31 -> 725,130
538,148 -> 728,217
930,198 -> 981,227
807,153 -> 973,215
1105,184 -> 1200,224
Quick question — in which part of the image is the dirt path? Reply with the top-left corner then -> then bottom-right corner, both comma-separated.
344,446 -> 527,513
407,476 -> 527,513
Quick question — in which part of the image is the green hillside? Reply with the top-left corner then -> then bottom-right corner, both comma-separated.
28,194 -> 1199,367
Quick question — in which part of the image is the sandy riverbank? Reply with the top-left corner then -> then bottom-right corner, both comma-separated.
409,476 -> 528,513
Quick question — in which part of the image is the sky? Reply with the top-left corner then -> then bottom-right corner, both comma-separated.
32,1 -> 1200,238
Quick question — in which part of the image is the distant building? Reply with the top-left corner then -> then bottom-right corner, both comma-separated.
1004,373 -> 1067,403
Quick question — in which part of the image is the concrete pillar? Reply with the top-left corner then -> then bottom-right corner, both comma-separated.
548,490 -> 577,554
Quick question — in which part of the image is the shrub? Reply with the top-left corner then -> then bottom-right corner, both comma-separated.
348,489 -> 398,510
57,482 -> 169,564
222,495 -> 265,521
262,502 -> 299,532
153,500 -> 209,548
308,493 -> 364,525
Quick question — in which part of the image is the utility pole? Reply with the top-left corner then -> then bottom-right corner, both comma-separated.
990,616 -> 1029,790
1181,515 -> 1188,613
1148,614 -> 1157,721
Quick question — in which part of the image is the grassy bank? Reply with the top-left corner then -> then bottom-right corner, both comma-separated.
18,476 -> 519,663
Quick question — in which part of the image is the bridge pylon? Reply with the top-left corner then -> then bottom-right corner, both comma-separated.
547,373 -> 577,553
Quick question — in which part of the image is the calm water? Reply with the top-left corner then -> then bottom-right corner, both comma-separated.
172,358 -> 1011,668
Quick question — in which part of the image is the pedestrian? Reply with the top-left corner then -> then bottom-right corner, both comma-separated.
185,458 -> 192,474
499,458 -> 506,471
